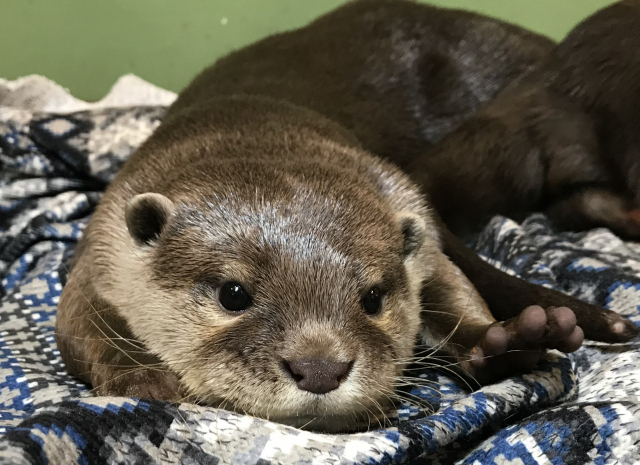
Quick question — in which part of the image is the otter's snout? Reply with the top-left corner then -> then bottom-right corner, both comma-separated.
282,358 -> 353,394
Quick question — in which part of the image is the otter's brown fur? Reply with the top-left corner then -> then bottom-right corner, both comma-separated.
56,0 -> 638,432
410,0 -> 640,239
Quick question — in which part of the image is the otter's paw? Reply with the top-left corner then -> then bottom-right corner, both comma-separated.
468,305 -> 584,385
95,369 -> 186,402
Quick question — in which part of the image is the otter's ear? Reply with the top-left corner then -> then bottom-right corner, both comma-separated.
398,211 -> 427,258
125,193 -> 175,246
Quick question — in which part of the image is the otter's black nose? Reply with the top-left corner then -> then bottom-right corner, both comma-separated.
282,358 -> 352,394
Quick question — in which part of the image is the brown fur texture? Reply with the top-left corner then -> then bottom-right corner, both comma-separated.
170,0 -> 554,167
56,0 -> 638,433
410,0 -> 640,239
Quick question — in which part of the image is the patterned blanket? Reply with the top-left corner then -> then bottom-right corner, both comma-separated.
0,76 -> 639,465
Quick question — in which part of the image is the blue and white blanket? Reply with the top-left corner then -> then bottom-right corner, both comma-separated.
0,76 -> 639,465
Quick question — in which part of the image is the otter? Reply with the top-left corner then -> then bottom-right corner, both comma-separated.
411,0 -> 640,239
56,0 -> 638,433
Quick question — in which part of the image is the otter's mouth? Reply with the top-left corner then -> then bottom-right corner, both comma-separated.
198,395 -> 396,433
269,408 -> 396,433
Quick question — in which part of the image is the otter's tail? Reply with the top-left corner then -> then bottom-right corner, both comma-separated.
438,220 -> 639,343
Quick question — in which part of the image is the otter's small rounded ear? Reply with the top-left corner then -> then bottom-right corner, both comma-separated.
398,211 -> 427,258
125,193 -> 175,246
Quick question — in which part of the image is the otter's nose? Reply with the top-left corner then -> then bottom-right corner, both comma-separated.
282,358 -> 352,394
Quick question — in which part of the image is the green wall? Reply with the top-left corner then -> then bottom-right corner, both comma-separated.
0,0 -> 618,101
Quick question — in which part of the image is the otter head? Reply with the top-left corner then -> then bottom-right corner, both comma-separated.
114,158 -> 437,432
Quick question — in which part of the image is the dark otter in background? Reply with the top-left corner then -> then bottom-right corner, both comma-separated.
412,0 -> 640,239
56,0 -> 638,432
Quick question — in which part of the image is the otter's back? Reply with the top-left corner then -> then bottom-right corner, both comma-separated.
169,0 -> 555,167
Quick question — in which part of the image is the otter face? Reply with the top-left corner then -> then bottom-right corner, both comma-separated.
114,167 -> 436,432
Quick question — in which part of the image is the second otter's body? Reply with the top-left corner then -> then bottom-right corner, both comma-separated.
414,0 -> 640,238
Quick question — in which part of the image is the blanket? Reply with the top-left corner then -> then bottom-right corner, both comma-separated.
0,75 -> 639,465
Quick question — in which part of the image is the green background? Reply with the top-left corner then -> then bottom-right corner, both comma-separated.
1,0 -> 618,101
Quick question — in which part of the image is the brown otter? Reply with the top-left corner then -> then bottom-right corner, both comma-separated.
56,0 -> 638,432
410,0 -> 640,239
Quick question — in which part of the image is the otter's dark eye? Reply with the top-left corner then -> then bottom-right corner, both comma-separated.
361,287 -> 383,315
219,282 -> 252,312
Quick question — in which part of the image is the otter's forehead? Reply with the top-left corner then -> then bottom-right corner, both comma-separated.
150,178 -> 404,291
175,191 -> 399,260
168,160 -> 400,248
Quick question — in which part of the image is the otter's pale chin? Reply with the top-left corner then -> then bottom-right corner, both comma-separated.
196,389 -> 396,433
262,394 -> 396,432
272,410 -> 394,433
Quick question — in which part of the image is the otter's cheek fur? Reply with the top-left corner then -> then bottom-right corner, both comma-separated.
182,318 -> 419,432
